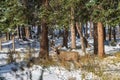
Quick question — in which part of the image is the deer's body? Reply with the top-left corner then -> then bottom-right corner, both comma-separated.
52,47 -> 82,68
57,50 -> 79,61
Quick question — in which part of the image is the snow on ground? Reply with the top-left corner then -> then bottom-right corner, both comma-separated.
0,36 -> 120,80
0,64 -> 98,80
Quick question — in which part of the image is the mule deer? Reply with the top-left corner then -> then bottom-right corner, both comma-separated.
51,46 -> 82,68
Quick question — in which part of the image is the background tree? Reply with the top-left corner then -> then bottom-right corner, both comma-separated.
87,0 -> 120,57
0,0 -> 27,50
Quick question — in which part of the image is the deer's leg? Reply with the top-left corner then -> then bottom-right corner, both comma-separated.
74,61 -> 82,68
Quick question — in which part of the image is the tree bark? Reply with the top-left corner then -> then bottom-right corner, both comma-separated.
93,23 -> 98,55
70,7 -> 76,49
29,26 -> 32,39
97,22 -> 105,57
113,27 -> 116,42
12,35 -> 15,51
25,26 -> 30,39
37,25 -> 41,39
63,27 -> 68,48
85,22 -> 88,39
6,32 -> 9,41
103,27 -> 106,41
9,33 -> 11,40
108,26 -> 112,41
39,0 -> 49,59
82,26 -> 85,36
119,25 -> 120,32
76,22 -> 86,53
0,39 -> 2,50
17,26 -> 19,39
21,26 -> 26,39
18,26 -> 21,39
39,19 -> 49,59
90,21 -> 93,38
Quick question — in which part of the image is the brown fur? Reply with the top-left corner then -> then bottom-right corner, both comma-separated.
57,50 -> 79,61
52,47 -> 82,68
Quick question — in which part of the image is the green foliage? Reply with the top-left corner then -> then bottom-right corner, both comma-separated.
0,0 -> 27,33
38,0 -> 70,27
0,0 -> 120,32
87,0 -> 120,26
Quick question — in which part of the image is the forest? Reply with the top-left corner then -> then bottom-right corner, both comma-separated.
0,0 -> 120,80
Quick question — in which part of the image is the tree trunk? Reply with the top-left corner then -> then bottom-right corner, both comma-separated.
108,26 -> 112,41
6,32 -> 9,41
85,22 -> 88,39
93,23 -> 98,55
29,26 -> 32,39
37,25 -> 41,39
9,33 -> 11,40
97,22 -> 105,57
0,39 -> 2,50
119,25 -> 120,38
82,25 -> 85,36
12,35 -> 15,51
70,7 -> 76,49
17,26 -> 19,38
25,26 -> 29,39
103,27 -> 106,41
113,27 -> 116,42
76,22 -> 86,53
75,24 -> 79,38
119,25 -> 120,32
90,21 -> 93,38
39,0 -> 49,59
21,26 -> 26,39
39,19 -> 49,59
63,27 -> 68,48
18,26 -> 21,39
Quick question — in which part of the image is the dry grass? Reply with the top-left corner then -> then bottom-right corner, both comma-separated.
49,53 -> 98,70
79,52 -> 120,79
115,52 -> 120,58
101,74 -> 120,80
80,54 -> 105,77
26,56 -> 58,68
0,37 -> 7,42
23,52 -> 32,61
104,52 -> 120,64
38,58 -> 58,67
7,50 -> 21,63
68,77 -> 76,80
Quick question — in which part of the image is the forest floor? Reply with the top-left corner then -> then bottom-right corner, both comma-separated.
0,36 -> 120,80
